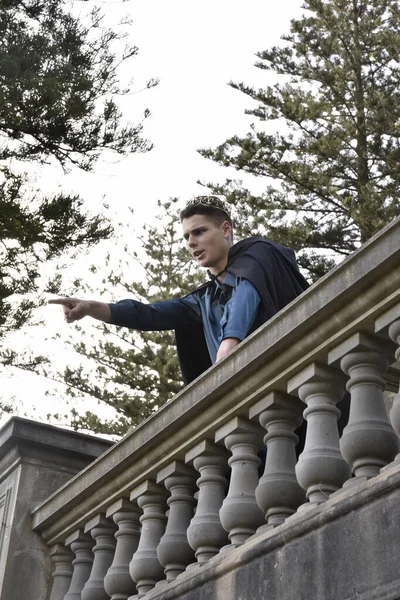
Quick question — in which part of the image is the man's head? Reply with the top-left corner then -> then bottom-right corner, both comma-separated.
180,195 -> 233,276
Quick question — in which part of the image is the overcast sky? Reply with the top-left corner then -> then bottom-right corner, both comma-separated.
59,0 -> 303,220
1,0 -> 303,428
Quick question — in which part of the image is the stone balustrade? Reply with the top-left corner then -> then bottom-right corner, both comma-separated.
30,217 -> 400,600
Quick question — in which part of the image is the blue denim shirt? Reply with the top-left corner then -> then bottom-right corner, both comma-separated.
109,273 -> 261,364
184,272 -> 260,362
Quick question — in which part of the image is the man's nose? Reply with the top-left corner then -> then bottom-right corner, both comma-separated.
188,236 -> 196,248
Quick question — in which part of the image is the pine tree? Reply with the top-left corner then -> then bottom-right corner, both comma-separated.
42,200 -> 205,437
0,0 -> 153,168
0,0 -> 155,396
200,0 -> 400,280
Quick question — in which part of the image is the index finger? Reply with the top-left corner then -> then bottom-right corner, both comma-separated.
48,298 -> 75,307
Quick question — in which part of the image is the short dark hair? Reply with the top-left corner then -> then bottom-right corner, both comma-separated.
179,203 -> 233,229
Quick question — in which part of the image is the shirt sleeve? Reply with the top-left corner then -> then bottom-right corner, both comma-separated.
220,279 -> 261,341
108,295 -> 200,331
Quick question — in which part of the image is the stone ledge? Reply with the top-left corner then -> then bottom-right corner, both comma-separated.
0,417 -> 113,466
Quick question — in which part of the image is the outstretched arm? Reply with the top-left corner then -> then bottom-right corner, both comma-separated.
48,298 -> 112,324
49,296 -> 201,330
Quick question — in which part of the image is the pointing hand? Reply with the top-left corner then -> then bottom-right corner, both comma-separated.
48,297 -> 91,323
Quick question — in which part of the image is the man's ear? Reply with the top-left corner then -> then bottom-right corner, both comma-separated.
222,221 -> 232,239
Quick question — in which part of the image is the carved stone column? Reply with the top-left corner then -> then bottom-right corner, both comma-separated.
388,319 -> 400,436
65,530 -> 94,600
375,304 -> 400,461
388,321 -> 400,450
156,461 -> 197,581
185,440 -> 230,565
329,332 -> 399,481
104,498 -> 141,600
81,514 -> 117,600
128,480 -> 168,598
215,416 -> 265,548
288,364 -> 351,505
49,543 -> 73,600
249,391 -> 306,529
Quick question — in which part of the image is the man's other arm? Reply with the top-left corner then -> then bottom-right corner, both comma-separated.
216,279 -> 261,361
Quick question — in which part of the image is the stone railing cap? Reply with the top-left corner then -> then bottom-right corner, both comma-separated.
0,416 -> 114,461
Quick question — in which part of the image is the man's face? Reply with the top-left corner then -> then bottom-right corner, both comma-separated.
182,214 -> 232,274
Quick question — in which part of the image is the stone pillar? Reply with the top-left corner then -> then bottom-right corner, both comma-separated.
287,364 -> 351,505
329,332 -> 399,481
156,461 -> 197,581
128,481 -> 168,598
104,499 -> 141,600
249,392 -> 306,529
215,416 -> 265,548
64,530 -> 94,600
185,440 -> 230,565
49,543 -> 74,600
375,303 -> 400,460
388,320 -> 400,450
0,417 -> 112,600
81,514 -> 117,600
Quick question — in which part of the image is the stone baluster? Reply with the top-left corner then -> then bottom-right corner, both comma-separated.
104,499 -> 141,600
388,322 -> 400,449
81,515 -> 117,600
49,543 -> 74,600
64,530 -> 94,600
128,480 -> 168,598
156,461 -> 197,581
328,332 -> 399,482
215,416 -> 265,548
375,304 -> 400,462
185,440 -> 230,565
249,392 -> 306,530
287,364 -> 351,505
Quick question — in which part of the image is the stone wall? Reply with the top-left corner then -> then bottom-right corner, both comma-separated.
141,461 -> 400,600
0,417 -> 113,600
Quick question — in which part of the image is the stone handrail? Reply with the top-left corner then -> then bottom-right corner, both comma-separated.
31,217 -> 400,600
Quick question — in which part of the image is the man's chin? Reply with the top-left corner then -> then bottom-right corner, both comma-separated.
196,255 -> 209,266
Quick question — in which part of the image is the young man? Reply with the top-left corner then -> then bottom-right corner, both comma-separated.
49,195 -> 309,384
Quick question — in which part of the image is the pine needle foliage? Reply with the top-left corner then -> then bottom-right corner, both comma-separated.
0,0 -> 155,414
200,0 -> 400,280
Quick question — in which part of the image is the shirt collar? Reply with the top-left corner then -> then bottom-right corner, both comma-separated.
214,271 -> 236,289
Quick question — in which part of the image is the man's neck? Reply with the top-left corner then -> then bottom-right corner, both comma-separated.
208,244 -> 232,281
217,271 -> 227,283
209,263 -> 229,283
